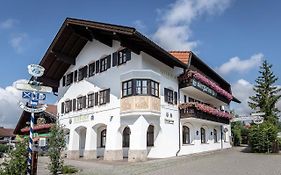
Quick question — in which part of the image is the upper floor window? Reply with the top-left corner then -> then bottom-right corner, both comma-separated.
78,66 -> 88,81
99,89 -> 110,105
100,55 -> 111,72
88,93 -> 95,108
66,72 -> 73,86
77,96 -> 86,110
89,62 -> 95,77
65,100 -> 72,113
164,88 -> 175,104
122,79 -> 159,98
113,48 -> 131,66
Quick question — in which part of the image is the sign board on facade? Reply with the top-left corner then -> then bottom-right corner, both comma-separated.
192,79 -> 217,97
73,115 -> 90,123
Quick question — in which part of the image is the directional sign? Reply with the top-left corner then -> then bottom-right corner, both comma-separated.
16,83 -> 52,93
251,112 -> 266,116
19,102 -> 47,113
22,91 -> 32,99
38,93 -> 46,100
231,117 -> 256,122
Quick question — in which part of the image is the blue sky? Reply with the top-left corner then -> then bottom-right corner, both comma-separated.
0,0 -> 280,127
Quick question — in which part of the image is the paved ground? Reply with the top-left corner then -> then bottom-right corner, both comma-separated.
38,147 -> 281,175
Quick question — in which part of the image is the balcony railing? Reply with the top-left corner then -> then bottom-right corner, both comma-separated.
178,71 -> 233,103
179,102 -> 232,124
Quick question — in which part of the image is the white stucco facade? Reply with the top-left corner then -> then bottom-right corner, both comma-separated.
57,38 -> 232,162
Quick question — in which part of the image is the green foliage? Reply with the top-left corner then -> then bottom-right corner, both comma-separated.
48,123 -> 66,175
248,60 -> 281,125
62,165 -> 78,174
0,139 -> 28,175
0,145 -> 9,153
249,122 -> 278,153
231,122 -> 243,146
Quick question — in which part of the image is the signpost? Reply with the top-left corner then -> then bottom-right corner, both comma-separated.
16,64 -> 52,175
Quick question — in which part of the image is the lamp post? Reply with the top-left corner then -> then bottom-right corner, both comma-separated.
15,64 -> 52,175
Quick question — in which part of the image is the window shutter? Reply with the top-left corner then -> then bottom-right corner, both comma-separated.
73,99 -> 76,111
74,70 -> 77,82
61,102 -> 64,114
95,92 -> 99,106
89,62 -> 95,77
164,88 -> 168,102
106,89 -> 110,103
126,49 -> 131,61
112,52 -> 118,67
62,76 -> 66,86
174,91 -> 178,105
83,65 -> 88,79
96,60 -> 100,73
82,96 -> 86,108
107,55 -> 111,69
69,100 -> 73,111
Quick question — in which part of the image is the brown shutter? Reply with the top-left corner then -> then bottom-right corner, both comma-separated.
95,92 -> 99,106
107,55 -> 111,69
82,96 -> 86,108
73,99 -> 76,111
62,76 -> 66,86
125,49 -> 131,61
69,100 -> 73,111
74,70 -> 77,82
174,91 -> 178,105
112,52 -> 118,67
96,60 -> 100,73
61,102 -> 64,114
164,88 -> 168,102
106,89 -> 110,103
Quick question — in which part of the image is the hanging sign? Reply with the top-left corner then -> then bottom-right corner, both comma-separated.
16,83 -> 52,93
19,102 -> 47,113
27,64 -> 45,77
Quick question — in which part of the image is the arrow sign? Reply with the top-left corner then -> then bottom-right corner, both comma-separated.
19,102 -> 47,113
16,83 -> 52,93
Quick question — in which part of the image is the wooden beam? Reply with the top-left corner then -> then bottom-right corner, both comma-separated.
91,29 -> 113,47
67,25 -> 93,41
120,38 -> 141,55
51,51 -> 75,65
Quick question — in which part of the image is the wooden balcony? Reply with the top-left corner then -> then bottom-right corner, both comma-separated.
179,102 -> 232,124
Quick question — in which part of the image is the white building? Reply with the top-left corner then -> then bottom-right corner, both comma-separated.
38,18 -> 240,162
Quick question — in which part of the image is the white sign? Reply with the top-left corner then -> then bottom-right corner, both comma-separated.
28,64 -> 45,77
39,138 -> 46,147
253,116 -> 264,124
19,102 -> 47,113
16,83 -> 52,93
251,112 -> 266,116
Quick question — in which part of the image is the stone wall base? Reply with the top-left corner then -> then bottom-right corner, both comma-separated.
83,150 -> 97,160
104,150 -> 123,161
128,150 -> 147,162
67,150 -> 80,159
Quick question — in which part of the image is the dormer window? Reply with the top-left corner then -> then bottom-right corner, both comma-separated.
122,79 -> 159,98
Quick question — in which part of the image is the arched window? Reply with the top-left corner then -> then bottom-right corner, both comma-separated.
147,125 -> 154,146
201,127 -> 206,144
100,129 -> 106,147
122,127 -> 130,147
182,126 -> 190,144
214,129 -> 218,143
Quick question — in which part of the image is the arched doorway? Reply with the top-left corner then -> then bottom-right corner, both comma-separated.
122,126 -> 130,158
95,124 -> 107,158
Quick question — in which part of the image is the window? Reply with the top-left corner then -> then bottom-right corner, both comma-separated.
78,66 -> 88,81
151,81 -> 159,97
164,88 -> 174,104
201,127 -> 206,144
88,93 -> 95,108
214,129 -> 218,143
65,100 -> 72,113
147,125 -> 154,147
77,96 -> 86,110
100,55 -> 111,72
99,89 -> 110,105
182,126 -> 190,144
66,72 -> 73,86
89,62 -> 95,77
113,48 -> 131,66
136,80 -> 148,95
122,80 -> 133,97
122,127 -> 130,147
100,129 -> 106,147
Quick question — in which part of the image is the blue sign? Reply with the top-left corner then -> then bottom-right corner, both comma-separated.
22,91 -> 32,99
30,100 -> 38,106
38,93 -> 46,100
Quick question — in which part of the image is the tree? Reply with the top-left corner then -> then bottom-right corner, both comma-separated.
248,60 -> 281,125
0,138 -> 28,175
231,121 -> 242,146
48,123 -> 66,175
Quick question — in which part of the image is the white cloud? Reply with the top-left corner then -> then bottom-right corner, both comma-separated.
153,0 -> 232,51
217,53 -> 263,75
232,79 -> 281,116
0,19 -> 18,29
0,79 -> 27,128
9,33 -> 28,53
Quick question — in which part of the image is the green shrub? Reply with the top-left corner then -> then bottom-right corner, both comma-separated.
249,122 -> 278,153
0,145 -> 9,153
62,165 -> 78,174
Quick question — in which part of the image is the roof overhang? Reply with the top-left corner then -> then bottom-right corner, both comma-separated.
38,18 -> 187,92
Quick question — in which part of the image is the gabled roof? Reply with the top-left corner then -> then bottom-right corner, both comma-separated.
0,127 -> 15,137
38,18 -> 187,92
14,104 -> 57,135
170,51 -> 192,65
